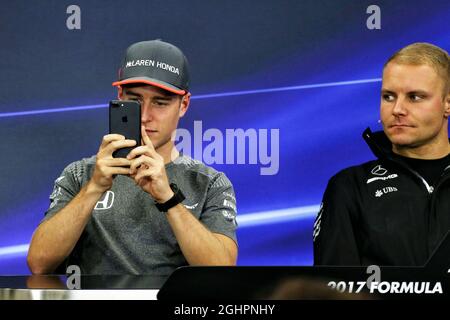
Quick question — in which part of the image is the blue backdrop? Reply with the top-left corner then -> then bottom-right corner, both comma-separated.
1,0 -> 449,273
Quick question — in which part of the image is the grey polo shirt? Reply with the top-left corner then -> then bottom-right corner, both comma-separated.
43,154 -> 237,275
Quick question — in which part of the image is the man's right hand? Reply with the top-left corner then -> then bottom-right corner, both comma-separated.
27,133 -> 136,275
89,134 -> 136,193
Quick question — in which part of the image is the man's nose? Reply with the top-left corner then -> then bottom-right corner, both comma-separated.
392,97 -> 408,116
141,103 -> 154,122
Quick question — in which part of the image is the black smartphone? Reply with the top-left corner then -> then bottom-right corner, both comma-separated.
109,100 -> 141,158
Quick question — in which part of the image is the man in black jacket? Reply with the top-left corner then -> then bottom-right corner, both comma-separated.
313,42 -> 450,266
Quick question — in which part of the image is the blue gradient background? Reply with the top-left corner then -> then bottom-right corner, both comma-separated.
0,0 -> 449,273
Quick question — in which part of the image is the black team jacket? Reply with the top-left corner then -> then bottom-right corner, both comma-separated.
313,128 -> 450,266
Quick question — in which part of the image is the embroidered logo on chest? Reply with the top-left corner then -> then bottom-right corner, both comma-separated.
94,191 -> 115,210
367,165 -> 398,184
375,186 -> 398,198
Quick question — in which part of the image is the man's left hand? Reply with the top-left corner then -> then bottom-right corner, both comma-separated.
127,126 -> 174,203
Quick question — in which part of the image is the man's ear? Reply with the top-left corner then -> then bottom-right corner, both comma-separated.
444,92 -> 450,118
179,93 -> 191,118
117,86 -> 124,100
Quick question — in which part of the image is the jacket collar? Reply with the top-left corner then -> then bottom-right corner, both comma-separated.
362,127 -> 450,160
362,127 -> 393,160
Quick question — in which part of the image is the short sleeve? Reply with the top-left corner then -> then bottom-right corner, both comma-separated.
200,172 -> 238,245
42,161 -> 84,223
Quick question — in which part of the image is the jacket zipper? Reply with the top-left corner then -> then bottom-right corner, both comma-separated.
427,166 -> 450,256
364,129 -> 439,194
364,128 -> 450,260
387,156 -> 434,194
430,165 -> 450,199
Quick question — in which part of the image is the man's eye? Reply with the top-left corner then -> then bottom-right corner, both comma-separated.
409,94 -> 424,102
153,101 -> 168,107
382,94 -> 395,102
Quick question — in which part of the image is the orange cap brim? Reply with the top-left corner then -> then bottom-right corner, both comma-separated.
112,79 -> 186,95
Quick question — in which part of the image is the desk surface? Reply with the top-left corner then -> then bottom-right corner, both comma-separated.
0,288 -> 158,300
0,275 -> 164,300
0,274 -> 167,289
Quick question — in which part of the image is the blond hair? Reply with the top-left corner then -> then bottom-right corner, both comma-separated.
385,42 -> 450,97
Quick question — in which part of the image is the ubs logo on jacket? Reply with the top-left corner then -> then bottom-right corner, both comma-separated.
375,187 -> 398,197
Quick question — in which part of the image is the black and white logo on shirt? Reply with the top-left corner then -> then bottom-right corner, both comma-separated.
313,203 -> 324,242
184,203 -> 199,210
94,191 -> 115,210
367,165 -> 398,184
371,165 -> 388,176
375,187 -> 398,198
